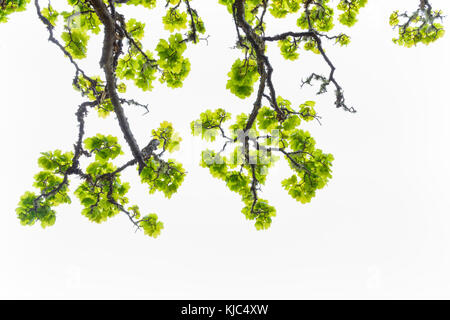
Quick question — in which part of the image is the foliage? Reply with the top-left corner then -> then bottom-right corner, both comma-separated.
0,0 -> 30,23
390,3 -> 445,47
226,58 -> 260,98
1,0 -> 445,237
193,97 -> 333,229
16,151 -> 73,228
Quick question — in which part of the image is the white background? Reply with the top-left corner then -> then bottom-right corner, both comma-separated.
1,0 -> 450,299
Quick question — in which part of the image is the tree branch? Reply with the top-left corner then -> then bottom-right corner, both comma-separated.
88,0 -> 146,171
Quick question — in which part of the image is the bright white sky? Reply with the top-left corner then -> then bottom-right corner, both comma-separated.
1,0 -> 450,299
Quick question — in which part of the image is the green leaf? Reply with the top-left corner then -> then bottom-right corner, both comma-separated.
140,158 -> 185,199
162,9 -> 188,32
126,18 -> 145,40
84,134 -> 123,162
226,59 -> 260,99
139,214 -> 164,238
61,28 -> 90,59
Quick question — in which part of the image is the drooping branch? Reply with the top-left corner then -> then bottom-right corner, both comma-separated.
34,1 -> 89,81
88,0 -> 146,171
262,34 -> 355,111
233,0 -> 285,123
